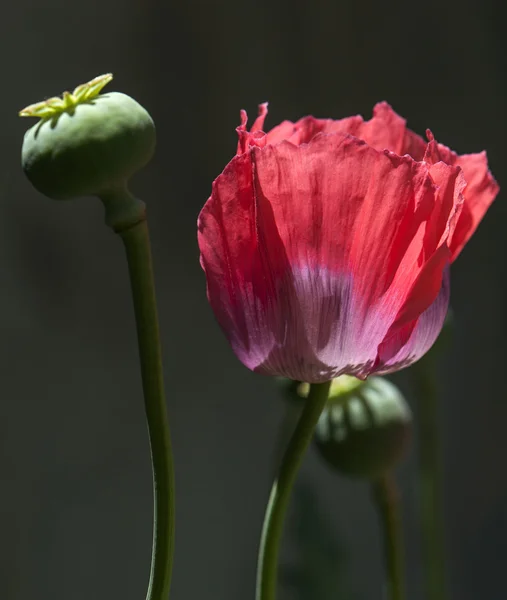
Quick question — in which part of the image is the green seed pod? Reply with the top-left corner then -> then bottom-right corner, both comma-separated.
303,376 -> 412,479
20,74 -> 155,201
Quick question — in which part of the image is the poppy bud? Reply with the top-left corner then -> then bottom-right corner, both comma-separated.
20,74 -> 155,202
302,376 -> 412,479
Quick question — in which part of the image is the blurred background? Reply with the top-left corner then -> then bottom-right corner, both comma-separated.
1,1 -> 506,598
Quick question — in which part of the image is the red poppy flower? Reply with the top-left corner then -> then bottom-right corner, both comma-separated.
198,103 -> 498,383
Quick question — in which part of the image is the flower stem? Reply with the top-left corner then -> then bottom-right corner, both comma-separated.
102,188 -> 174,600
412,357 -> 448,600
256,380 -> 331,600
372,474 -> 405,600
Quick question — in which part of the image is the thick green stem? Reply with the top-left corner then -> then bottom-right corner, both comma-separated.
372,474 -> 405,600
412,358 -> 448,600
256,380 -> 331,600
102,188 -> 174,600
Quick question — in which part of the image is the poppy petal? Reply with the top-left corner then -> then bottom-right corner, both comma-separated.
199,103 -> 497,382
266,102 -> 427,159
199,133 -> 460,382
423,140 -> 499,260
375,268 -> 450,374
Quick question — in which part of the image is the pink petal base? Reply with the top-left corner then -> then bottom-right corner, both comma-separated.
231,266 -> 450,384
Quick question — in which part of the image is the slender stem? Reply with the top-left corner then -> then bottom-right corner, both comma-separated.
256,380 -> 331,600
101,187 -> 175,600
412,357 -> 448,600
120,220 -> 175,600
372,474 -> 405,600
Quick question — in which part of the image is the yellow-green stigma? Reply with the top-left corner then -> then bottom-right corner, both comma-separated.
297,374 -> 364,400
19,73 -> 113,119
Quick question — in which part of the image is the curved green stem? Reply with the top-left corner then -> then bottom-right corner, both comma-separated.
412,357 -> 448,600
372,474 -> 405,600
256,380 -> 331,600
101,188 -> 174,600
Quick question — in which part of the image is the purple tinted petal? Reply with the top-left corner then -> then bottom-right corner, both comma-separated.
374,268 -> 450,374
232,266 -> 393,383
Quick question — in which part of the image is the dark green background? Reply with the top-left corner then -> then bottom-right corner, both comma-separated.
1,1 -> 506,598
